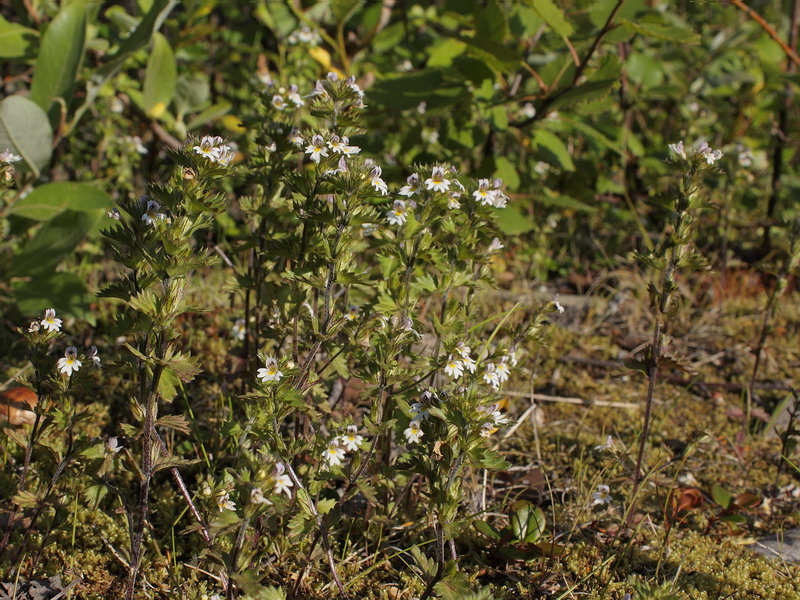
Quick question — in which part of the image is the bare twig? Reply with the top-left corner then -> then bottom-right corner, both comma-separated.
729,0 -> 800,68
503,390 -> 639,410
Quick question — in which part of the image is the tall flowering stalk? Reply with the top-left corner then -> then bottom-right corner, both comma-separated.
627,141 -> 721,521
100,141 -> 231,599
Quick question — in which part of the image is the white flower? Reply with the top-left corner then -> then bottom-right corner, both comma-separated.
28,321 -> 40,333
444,354 -> 464,379
425,166 -> 450,193
447,193 -> 461,210
107,208 -> 121,220
87,345 -> 102,368
737,144 -> 754,168
193,135 -> 224,162
368,165 -> 388,195
287,84 -> 304,107
289,128 -> 304,146
40,308 -> 62,332
216,145 -> 235,167
491,178 -> 509,208
305,134 -> 329,163
257,356 -> 283,382
141,200 -> 165,226
487,237 -> 504,254
58,347 -> 82,377
594,435 -> 615,452
328,135 -> 360,156
386,199 -> 409,225
592,484 -> 611,506
106,437 -> 122,453
271,94 -> 287,110
456,344 -> 476,373
482,364 -> 500,389
0,149 -> 22,164
273,463 -> 293,496
491,410 -> 509,426
399,173 -> 421,197
495,361 -> 510,383
216,491 -> 236,512
473,178 -> 493,204
340,426 -> 364,452
553,295 -> 565,313
668,141 -> 687,160
231,318 -> 246,341
404,420 -> 424,444
697,142 -> 723,165
324,441 -> 346,467
345,305 -> 359,322
250,487 -> 272,505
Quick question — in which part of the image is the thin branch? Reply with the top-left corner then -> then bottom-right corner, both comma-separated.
729,0 -> 800,67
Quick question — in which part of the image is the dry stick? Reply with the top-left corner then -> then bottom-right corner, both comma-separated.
503,390 -> 639,410
729,0 -> 800,68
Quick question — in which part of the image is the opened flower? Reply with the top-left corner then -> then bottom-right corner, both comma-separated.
58,347 -> 82,377
592,484 -> 611,506
482,363 -> 500,389
216,491 -> 236,512
141,200 -> 165,226
324,441 -> 346,467
473,179 -> 493,205
305,134 -> 328,163
368,165 -> 388,195
404,420 -> 424,444
345,305 -> 360,322
340,425 -> 364,452
257,356 -> 283,382
287,84 -> 304,107
386,199 -> 409,226
273,462 -> 293,496
697,142 -> 723,165
444,354 -> 464,379
425,166 -> 450,193
231,318 -> 246,341
87,346 -> 102,368
193,135 -> 224,162
399,173 -> 421,197
41,308 -> 62,332
668,141 -> 687,160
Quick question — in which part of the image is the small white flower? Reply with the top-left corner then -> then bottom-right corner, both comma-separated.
553,295 -> 565,313
487,237 -> 504,254
328,135 -> 360,156
490,178 -> 509,208
250,487 -> 272,505
592,484 -> 611,506
305,134 -> 329,163
87,345 -> 102,368
455,343 -> 471,359
193,135 -> 223,162
231,318 -> 246,341
58,347 -> 82,376
495,361 -> 510,383
340,425 -> 364,452
473,179 -> 493,204
216,491 -> 236,512
271,94 -> 287,110
273,462 -> 293,496
399,173 -> 421,197
289,128 -> 304,146
386,199 -> 409,226
425,166 -> 450,193
141,200 -> 165,226
41,308 -> 62,332
594,435 -> 615,452
697,142 -> 723,165
216,145 -> 235,167
106,437 -> 122,453
668,141 -> 687,160
491,410 -> 509,426
345,305 -> 359,322
444,354 -> 464,379
447,192 -> 461,210
482,364 -> 500,389
324,441 -> 346,467
28,321 -> 40,333
0,149 -> 22,164
404,420 -> 424,444
287,84 -> 304,107
107,208 -> 121,220
368,165 -> 388,195
257,356 -> 283,382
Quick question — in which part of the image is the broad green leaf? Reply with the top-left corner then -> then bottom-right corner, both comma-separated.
540,190 -> 597,213
143,33 -> 177,118
496,202 -> 534,235
619,19 -> 700,44
549,79 -> 617,112
529,0 -> 573,38
472,520 -> 501,540
494,156 -> 519,189
12,272 -> 92,320
370,70 -> 465,110
9,182 -> 113,221
711,484 -> 732,509
8,210 -> 95,278
0,95 -> 53,177
510,500 -> 545,543
0,15 -> 38,58
186,101 -> 232,130
30,3 -> 88,117
532,129 -> 575,171
427,38 -> 467,67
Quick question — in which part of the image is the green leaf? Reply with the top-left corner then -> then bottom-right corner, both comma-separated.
532,129 -> 575,171
12,272 -> 92,320
29,2 -> 88,117
711,484 -> 732,509
0,15 -> 38,58
186,101 -> 232,130
510,500 -> 545,543
0,95 -> 54,177
496,202 -> 534,235
473,520 -> 501,541
157,367 -> 181,403
143,32 -> 177,118
369,70 -> 465,110
8,210 -> 95,278
494,156 -> 519,189
619,19 -> 700,44
427,38 -> 467,67
9,183 -> 113,221
529,0 -> 573,38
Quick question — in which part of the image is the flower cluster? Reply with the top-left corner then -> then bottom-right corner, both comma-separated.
192,135 -> 235,166
668,140 -> 723,165
28,309 -> 101,378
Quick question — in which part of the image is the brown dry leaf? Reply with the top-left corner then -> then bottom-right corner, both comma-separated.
0,386 -> 37,426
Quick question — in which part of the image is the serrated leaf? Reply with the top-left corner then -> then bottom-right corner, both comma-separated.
156,414 -> 191,435
529,0 -> 573,38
